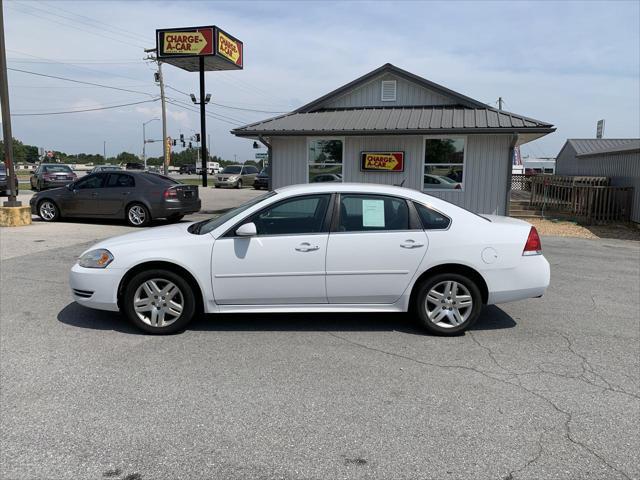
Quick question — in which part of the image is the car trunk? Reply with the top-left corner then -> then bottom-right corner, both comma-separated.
172,184 -> 199,203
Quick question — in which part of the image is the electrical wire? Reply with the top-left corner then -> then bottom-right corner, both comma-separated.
166,97 -> 247,125
165,100 -> 244,127
165,85 -> 288,114
12,98 -> 159,116
7,67 -> 155,97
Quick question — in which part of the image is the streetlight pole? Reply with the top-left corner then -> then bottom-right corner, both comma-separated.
103,141 -> 106,162
142,118 -> 159,170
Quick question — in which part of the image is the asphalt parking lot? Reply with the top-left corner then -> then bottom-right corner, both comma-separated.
1,210 -> 639,479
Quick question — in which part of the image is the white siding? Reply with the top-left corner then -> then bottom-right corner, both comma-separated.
556,145 -> 640,222
320,73 -> 458,109
271,134 -> 512,215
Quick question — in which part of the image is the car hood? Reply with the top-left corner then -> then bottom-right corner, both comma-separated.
88,222 -> 194,251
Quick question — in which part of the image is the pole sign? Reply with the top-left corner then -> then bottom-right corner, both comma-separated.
156,26 -> 243,71
165,136 -> 172,166
255,152 -> 268,160
360,151 -> 405,172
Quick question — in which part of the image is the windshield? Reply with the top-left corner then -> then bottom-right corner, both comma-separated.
43,165 -> 72,173
222,166 -> 242,174
190,192 -> 275,235
0,165 -> 5,173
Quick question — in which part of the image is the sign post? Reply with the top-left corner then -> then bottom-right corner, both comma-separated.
596,119 -> 605,139
156,25 -> 243,187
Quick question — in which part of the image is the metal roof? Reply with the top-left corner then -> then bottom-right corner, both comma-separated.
568,139 -> 640,157
232,106 -> 555,137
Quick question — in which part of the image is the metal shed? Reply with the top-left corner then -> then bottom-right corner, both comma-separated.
555,138 -> 640,222
232,63 -> 555,215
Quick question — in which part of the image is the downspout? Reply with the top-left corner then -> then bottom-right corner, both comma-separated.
505,133 -> 519,216
258,135 -> 272,191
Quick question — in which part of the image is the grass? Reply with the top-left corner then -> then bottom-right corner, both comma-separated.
176,178 -> 207,186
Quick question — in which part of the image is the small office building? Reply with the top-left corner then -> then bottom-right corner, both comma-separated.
555,138 -> 640,222
232,63 -> 555,215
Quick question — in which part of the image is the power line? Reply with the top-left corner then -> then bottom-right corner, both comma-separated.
167,97 -> 247,125
12,98 -> 158,116
165,84 -> 288,114
165,99 -> 244,127
7,67 -> 155,97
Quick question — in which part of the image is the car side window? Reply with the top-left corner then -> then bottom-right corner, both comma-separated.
75,174 -> 105,189
414,202 -> 451,230
338,194 -> 409,232
247,194 -> 331,236
106,173 -> 135,188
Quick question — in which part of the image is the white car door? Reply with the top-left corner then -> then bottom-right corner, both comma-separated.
326,194 -> 428,304
212,194 -> 332,305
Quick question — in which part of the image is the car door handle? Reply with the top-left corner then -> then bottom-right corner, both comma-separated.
400,240 -> 424,249
295,242 -> 320,252
91,192 -> 98,197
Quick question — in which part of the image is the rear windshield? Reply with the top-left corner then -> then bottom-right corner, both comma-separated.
0,165 -> 5,173
141,172 -> 178,184
43,165 -> 72,173
222,166 -> 242,174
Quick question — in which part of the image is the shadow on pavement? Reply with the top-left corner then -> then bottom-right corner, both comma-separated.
58,302 -> 516,335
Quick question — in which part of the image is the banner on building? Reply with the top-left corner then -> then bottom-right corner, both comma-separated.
360,151 -> 405,172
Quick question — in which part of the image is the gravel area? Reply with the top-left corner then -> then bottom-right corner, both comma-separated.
526,218 -> 640,241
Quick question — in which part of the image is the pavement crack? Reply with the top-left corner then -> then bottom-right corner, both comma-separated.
325,331 -> 633,480
503,429 -> 546,480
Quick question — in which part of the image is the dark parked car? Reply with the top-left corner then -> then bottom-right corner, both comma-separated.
0,164 -> 19,196
253,168 -> 269,190
311,173 -> 342,183
29,171 -> 201,227
125,162 -> 145,171
90,165 -> 122,174
30,164 -> 78,191
179,164 -> 197,174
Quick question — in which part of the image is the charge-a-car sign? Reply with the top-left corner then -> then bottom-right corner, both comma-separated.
157,27 -> 214,57
361,152 -> 405,172
216,29 -> 243,67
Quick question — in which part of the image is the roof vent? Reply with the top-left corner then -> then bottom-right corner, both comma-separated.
381,80 -> 397,102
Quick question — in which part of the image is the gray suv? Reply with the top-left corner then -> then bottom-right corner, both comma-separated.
214,165 -> 259,189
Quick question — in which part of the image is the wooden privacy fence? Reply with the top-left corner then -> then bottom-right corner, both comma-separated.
529,175 -> 633,224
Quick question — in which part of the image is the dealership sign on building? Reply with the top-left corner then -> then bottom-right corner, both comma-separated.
361,151 -> 405,172
156,26 -> 243,72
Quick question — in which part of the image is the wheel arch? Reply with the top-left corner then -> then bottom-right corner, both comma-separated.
409,263 -> 489,306
117,260 -> 205,314
124,199 -> 153,220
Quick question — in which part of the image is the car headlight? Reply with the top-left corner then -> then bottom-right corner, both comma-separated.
228,175 -> 238,180
78,249 -> 114,268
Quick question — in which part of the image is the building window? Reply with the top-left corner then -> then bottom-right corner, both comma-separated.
308,138 -> 343,183
423,137 -> 465,191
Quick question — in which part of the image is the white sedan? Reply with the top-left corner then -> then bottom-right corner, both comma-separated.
69,183 -> 550,335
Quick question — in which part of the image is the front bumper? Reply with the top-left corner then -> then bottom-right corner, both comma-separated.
214,178 -> 240,187
69,263 -> 123,312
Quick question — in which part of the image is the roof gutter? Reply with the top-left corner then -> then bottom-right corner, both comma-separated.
232,127 -> 556,138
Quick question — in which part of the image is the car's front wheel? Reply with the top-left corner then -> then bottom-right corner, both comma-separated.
123,269 -> 196,334
414,273 -> 482,335
235,179 -> 242,189
38,199 -> 60,222
126,203 -> 151,227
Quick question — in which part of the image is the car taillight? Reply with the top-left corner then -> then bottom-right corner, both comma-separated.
43,173 -> 54,179
523,227 -> 542,256
163,188 -> 178,199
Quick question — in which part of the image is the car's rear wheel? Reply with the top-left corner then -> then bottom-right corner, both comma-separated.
38,199 -> 60,222
123,269 -> 196,334
414,273 -> 482,335
126,203 -> 150,227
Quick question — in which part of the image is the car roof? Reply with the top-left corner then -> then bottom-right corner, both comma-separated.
275,182 -> 424,198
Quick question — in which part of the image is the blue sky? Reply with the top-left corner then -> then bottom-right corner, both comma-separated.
3,0 -> 639,161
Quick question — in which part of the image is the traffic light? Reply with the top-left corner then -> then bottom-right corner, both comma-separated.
172,140 -> 177,146
179,134 -> 184,142
194,133 -> 200,142
188,142 -> 192,149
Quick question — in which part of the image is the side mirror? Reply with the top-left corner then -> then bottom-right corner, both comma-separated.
235,222 -> 257,237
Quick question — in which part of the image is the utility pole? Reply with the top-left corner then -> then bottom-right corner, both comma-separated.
0,0 -> 19,207
145,48 -> 169,175
103,141 -> 106,161
498,97 -> 503,111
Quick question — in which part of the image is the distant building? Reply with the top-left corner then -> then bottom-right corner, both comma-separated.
232,63 -> 555,215
555,139 -> 640,222
512,156 -> 556,175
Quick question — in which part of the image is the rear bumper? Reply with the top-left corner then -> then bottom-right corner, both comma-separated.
152,199 -> 202,217
69,263 -> 123,312
485,254 -> 550,305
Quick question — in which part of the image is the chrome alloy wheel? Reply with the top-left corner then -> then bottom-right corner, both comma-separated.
39,201 -> 57,220
133,278 -> 184,328
425,280 -> 473,328
128,205 -> 146,226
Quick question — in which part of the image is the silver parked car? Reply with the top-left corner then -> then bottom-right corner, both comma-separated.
214,165 -> 259,189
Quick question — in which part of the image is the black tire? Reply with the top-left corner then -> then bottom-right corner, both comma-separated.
235,179 -> 242,189
37,199 -> 60,222
167,213 -> 184,223
414,273 -> 483,335
126,202 -> 151,227
122,269 -> 196,334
